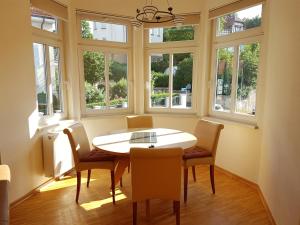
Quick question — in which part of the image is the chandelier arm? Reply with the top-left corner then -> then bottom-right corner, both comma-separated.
155,10 -> 174,16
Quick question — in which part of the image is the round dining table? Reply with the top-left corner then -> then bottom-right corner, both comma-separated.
92,128 -> 197,184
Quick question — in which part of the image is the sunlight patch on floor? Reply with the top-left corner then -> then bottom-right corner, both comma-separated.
80,189 -> 127,211
39,176 -> 96,192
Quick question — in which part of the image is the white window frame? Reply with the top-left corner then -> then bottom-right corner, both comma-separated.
77,14 -> 132,49
31,14 -> 59,35
32,16 -> 67,122
144,25 -> 200,114
78,46 -> 133,116
209,3 -> 265,124
77,14 -> 133,116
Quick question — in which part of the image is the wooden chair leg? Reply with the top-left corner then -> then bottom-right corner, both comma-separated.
87,169 -> 91,187
128,163 -> 130,173
174,201 -> 180,225
192,166 -> 196,182
76,171 -> 81,203
184,168 -> 188,203
133,202 -> 137,225
111,170 -> 116,204
146,199 -> 150,219
173,201 -> 176,214
120,176 -> 123,188
210,165 -> 215,194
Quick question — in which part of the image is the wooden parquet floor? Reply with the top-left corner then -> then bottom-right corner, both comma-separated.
10,165 -> 271,225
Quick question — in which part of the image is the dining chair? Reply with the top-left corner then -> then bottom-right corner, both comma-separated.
126,115 -> 153,129
130,147 -> 182,225
182,119 -> 224,203
126,115 -> 153,173
63,123 -> 118,204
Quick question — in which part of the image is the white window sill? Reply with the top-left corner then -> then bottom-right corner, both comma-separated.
146,112 -> 198,119
38,119 -> 77,132
202,116 -> 259,129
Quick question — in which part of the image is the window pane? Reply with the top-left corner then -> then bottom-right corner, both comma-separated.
109,53 -> 128,109
172,53 -> 193,108
150,54 -> 170,108
81,20 -> 127,43
33,43 -> 48,115
49,46 -> 63,113
236,43 -> 260,115
83,51 -> 106,109
214,47 -> 234,112
31,15 -> 57,33
149,26 -> 194,43
216,4 -> 262,37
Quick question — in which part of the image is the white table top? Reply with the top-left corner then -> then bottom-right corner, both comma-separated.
92,128 -> 197,156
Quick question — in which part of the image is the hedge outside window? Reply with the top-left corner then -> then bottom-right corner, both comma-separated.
214,43 -> 260,115
149,26 -> 195,43
150,53 -> 193,109
83,51 -> 128,110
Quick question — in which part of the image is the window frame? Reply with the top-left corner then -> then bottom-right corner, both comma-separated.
144,25 -> 200,114
77,14 -> 132,49
31,14 -> 59,34
214,4 -> 264,39
209,3 -> 265,124
32,15 -> 67,121
144,25 -> 199,48
78,46 -> 133,116
76,14 -> 133,116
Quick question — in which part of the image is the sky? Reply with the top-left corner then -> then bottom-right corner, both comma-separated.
236,4 -> 262,19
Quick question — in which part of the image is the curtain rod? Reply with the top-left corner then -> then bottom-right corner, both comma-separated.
76,9 -> 201,20
76,9 -> 134,20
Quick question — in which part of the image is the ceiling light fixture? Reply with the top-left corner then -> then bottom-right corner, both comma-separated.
132,0 -> 184,27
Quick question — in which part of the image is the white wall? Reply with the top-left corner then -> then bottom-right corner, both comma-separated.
215,123 -> 261,182
258,0 -> 300,224
0,0 -> 49,202
82,115 -> 199,140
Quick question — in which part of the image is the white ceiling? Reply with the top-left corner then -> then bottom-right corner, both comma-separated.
72,0 -> 205,17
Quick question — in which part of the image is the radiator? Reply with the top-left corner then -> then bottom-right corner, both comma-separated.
43,122 -> 76,178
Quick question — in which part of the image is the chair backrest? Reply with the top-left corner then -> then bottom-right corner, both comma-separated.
126,115 -> 153,129
130,147 -> 182,201
194,119 -> 224,158
63,123 -> 91,168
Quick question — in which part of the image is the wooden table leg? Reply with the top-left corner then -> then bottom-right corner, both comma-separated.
146,199 -> 150,220
114,157 -> 130,185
